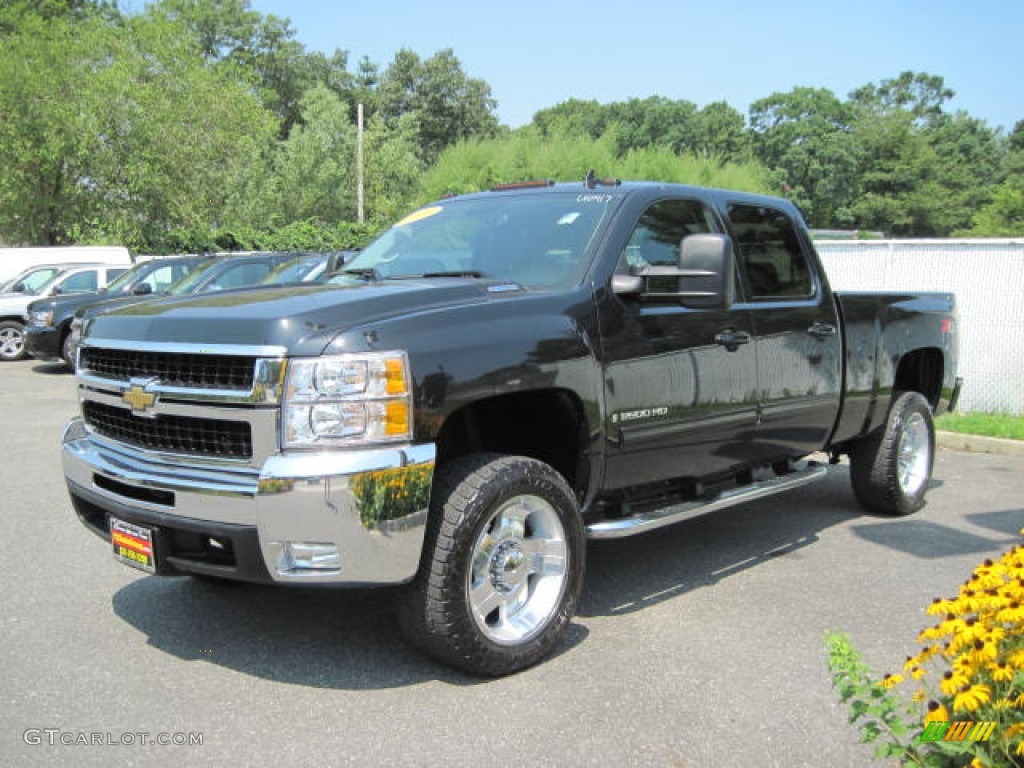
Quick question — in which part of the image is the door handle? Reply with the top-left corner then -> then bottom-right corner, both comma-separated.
807,322 -> 837,339
714,330 -> 752,351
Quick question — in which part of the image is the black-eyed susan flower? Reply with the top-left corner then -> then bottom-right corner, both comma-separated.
940,670 -> 970,696
953,683 -> 992,713
925,700 -> 949,724
988,661 -> 1015,682
877,673 -> 904,689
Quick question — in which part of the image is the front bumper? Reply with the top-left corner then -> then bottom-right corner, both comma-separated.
63,418 -> 435,586
24,325 -> 61,361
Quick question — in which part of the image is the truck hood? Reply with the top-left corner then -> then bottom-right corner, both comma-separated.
83,279 -> 524,356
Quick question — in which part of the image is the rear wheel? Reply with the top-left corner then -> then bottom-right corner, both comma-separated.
0,321 -> 27,361
850,391 -> 935,515
396,453 -> 585,676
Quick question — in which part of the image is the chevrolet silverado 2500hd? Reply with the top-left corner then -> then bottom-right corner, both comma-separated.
63,179 -> 961,675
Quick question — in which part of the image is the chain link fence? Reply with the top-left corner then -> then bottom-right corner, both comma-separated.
815,239 -> 1024,415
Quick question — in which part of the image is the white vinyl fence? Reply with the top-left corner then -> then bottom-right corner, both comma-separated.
814,239 -> 1024,414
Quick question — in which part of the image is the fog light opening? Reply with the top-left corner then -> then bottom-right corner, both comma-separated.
276,542 -> 341,573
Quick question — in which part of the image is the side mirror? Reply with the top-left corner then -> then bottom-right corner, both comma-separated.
131,283 -> 153,295
11,282 -> 25,293
612,233 -> 735,309
50,286 -> 63,296
676,233 -> 736,309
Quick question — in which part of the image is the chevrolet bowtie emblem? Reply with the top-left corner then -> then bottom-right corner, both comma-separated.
123,384 -> 157,413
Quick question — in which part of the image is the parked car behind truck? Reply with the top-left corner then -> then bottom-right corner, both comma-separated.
63,179 -> 961,675
0,264 -> 128,361
25,255 -> 213,368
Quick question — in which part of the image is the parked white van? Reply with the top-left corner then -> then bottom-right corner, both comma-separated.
0,246 -> 133,284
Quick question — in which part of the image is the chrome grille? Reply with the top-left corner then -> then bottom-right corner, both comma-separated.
79,348 -> 256,390
83,401 -> 252,459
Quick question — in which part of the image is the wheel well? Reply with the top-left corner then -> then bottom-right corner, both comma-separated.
0,316 -> 25,325
434,390 -> 589,497
893,348 -> 943,409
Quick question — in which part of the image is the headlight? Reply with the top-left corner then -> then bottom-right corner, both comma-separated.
283,352 -> 413,448
28,310 -> 54,327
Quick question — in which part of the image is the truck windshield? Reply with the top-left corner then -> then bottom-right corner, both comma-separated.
345,192 -> 617,290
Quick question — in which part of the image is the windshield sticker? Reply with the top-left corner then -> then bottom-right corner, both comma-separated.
557,212 -> 581,226
394,206 -> 443,228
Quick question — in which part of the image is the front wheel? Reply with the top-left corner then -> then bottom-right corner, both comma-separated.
0,320 -> 27,362
396,453 -> 585,676
850,391 -> 935,515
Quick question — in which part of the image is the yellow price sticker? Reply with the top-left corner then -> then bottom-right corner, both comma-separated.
393,206 -> 443,228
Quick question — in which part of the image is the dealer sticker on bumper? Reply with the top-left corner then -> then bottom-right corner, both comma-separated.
110,518 -> 155,573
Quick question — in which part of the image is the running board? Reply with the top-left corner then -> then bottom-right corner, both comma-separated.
586,464 -> 828,539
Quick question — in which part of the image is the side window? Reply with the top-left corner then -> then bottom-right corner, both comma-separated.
208,262 -> 271,291
727,204 -> 813,299
619,198 -> 715,270
141,264 -> 180,292
57,270 -> 98,293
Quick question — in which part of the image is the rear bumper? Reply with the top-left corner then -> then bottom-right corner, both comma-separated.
24,325 -> 61,361
63,418 -> 435,586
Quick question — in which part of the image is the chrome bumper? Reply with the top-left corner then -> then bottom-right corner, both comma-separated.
62,418 -> 434,585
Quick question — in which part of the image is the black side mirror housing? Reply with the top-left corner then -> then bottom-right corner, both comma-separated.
132,283 -> 153,295
612,233 -> 735,310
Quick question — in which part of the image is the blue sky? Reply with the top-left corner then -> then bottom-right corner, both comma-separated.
186,1 -> 1024,132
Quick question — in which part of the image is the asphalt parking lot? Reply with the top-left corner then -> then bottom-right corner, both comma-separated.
2,357 -> 1022,767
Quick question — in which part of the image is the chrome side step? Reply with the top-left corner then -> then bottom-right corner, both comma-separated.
586,463 -> 828,539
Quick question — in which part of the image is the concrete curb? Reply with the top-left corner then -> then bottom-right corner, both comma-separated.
937,431 -> 1024,456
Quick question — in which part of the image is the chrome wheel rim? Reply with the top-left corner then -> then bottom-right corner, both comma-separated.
467,494 -> 568,646
898,412 -> 931,495
0,327 -> 24,359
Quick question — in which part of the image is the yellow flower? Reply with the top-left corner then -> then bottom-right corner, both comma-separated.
989,662 -> 1014,682
1008,648 -> 1024,671
966,639 -> 999,666
953,683 -> 991,713
992,698 -> 1013,711
925,700 -> 949,724
877,673 -> 904,689
940,670 -> 970,696
996,601 -> 1024,624
912,689 -> 926,703
969,758 -> 985,768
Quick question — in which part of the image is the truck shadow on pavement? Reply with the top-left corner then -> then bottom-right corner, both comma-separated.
579,467 -> 860,617
107,466 -> 961,688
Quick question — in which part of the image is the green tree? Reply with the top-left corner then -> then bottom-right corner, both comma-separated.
848,72 -> 1004,236
0,10 -> 276,248
272,85 -> 357,224
749,87 -> 860,227
690,101 -> 749,161
378,48 -> 500,165
149,0 -> 355,137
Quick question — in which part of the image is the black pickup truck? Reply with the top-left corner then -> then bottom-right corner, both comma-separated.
63,179 -> 961,675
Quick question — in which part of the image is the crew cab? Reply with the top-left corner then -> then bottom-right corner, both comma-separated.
62,179 -> 961,675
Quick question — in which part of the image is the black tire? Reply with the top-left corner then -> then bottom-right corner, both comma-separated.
395,453 -> 585,676
850,391 -> 935,515
0,320 -> 27,362
61,329 -> 76,371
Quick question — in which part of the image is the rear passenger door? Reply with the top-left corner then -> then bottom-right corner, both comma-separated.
724,202 -> 842,462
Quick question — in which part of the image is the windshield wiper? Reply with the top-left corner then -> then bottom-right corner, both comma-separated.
386,271 -> 485,280
340,267 -> 381,281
